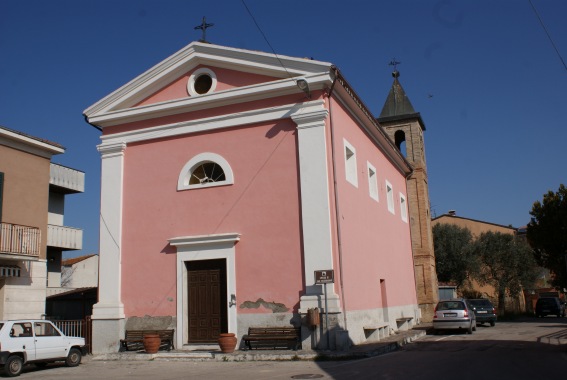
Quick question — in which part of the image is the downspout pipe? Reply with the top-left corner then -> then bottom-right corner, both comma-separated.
326,66 -> 348,332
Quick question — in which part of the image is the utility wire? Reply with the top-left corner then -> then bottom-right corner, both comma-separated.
529,0 -> 567,71
240,0 -> 294,81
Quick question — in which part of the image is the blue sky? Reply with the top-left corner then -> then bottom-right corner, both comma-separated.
1,0 -> 566,258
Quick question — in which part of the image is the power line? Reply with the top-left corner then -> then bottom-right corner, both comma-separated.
528,0 -> 567,72
240,0 -> 294,81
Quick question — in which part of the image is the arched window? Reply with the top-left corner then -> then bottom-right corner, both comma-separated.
394,130 -> 407,158
178,153 -> 234,191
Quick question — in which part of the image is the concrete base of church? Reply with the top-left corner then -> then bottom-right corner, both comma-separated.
92,318 -> 125,354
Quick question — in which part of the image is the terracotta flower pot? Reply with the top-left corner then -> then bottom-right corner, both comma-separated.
143,334 -> 161,354
218,333 -> 237,353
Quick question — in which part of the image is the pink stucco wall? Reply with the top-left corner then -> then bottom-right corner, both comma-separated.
326,96 -> 417,310
135,65 -> 280,107
120,118 -> 304,317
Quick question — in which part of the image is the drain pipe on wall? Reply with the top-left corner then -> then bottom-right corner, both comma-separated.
326,66 -> 348,332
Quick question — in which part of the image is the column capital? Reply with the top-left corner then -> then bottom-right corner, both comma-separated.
291,105 -> 329,130
97,142 -> 126,157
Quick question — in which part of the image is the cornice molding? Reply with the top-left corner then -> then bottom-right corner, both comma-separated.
0,134 -> 64,159
98,100 -> 326,148
169,233 -> 241,248
88,72 -> 332,128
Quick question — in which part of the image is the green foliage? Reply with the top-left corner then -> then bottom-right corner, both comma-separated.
433,223 -> 478,288
471,231 -> 539,313
527,184 -> 567,289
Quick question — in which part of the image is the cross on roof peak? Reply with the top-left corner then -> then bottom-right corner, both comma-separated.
194,16 -> 214,43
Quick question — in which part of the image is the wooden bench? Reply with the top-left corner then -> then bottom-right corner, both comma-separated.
242,327 -> 301,350
119,329 -> 175,352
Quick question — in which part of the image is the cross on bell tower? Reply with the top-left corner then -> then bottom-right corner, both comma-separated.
194,16 -> 214,43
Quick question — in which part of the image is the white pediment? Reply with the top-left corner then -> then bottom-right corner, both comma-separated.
84,42 -> 333,128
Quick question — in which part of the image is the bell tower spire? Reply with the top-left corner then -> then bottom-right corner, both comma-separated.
378,68 -> 438,322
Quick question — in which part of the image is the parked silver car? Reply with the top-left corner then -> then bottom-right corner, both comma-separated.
433,298 -> 476,334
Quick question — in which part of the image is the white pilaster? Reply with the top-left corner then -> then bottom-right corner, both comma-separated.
291,105 -> 341,313
92,142 -> 126,320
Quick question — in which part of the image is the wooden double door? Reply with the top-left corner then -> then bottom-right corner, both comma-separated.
187,259 -> 228,343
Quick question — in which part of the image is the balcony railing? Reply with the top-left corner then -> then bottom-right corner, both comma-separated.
0,223 -> 41,257
47,225 -> 83,250
50,163 -> 85,194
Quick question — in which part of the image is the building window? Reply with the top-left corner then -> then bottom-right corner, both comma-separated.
178,153 -> 234,191
367,162 -> 378,202
400,193 -> 408,222
344,139 -> 358,187
386,180 -> 395,214
187,68 -> 217,97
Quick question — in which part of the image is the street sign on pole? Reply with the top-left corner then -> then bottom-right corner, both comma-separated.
314,270 -> 334,349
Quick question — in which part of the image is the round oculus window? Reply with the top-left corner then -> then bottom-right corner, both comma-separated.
194,74 -> 213,94
187,68 -> 217,96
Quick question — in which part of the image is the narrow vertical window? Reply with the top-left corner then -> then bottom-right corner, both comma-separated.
344,139 -> 358,187
367,162 -> 378,201
400,193 -> 408,222
386,180 -> 395,214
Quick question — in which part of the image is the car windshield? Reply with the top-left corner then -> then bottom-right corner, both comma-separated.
538,299 -> 555,306
469,299 -> 492,307
437,301 -> 465,311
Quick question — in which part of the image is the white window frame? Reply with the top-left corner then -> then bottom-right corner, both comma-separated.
177,152 -> 234,190
386,180 -> 395,214
187,68 -> 218,97
343,139 -> 358,187
367,162 -> 378,202
400,192 -> 408,222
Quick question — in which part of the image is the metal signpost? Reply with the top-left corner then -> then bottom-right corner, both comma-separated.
314,269 -> 334,349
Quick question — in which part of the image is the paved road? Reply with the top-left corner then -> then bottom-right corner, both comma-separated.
9,317 -> 567,380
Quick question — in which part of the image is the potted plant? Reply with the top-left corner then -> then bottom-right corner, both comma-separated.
143,334 -> 161,354
218,333 -> 237,353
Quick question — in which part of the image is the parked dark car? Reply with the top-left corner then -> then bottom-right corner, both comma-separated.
467,299 -> 497,326
535,297 -> 565,318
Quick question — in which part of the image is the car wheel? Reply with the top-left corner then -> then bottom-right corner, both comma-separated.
65,348 -> 82,367
4,355 -> 23,377
490,321 -> 495,327
467,323 -> 473,334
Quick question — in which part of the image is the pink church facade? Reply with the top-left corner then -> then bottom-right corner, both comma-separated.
85,42 -> 419,353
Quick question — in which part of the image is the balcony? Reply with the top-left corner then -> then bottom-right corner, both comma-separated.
0,223 -> 41,259
47,225 -> 83,250
50,163 -> 85,194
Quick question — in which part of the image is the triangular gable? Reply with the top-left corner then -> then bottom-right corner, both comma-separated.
134,65 -> 281,108
84,42 -> 332,128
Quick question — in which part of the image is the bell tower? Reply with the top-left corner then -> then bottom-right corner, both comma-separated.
377,69 -> 438,322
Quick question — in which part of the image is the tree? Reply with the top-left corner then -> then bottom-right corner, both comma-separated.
433,223 -> 478,288
527,184 -> 567,289
472,231 -> 539,314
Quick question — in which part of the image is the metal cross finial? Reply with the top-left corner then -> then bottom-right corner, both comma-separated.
389,58 -> 401,78
194,16 -> 214,42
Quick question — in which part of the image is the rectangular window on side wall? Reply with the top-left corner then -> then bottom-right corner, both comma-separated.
386,180 -> 395,214
343,139 -> 358,187
367,162 -> 378,202
400,193 -> 408,222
